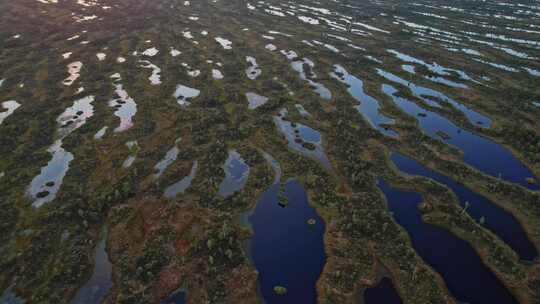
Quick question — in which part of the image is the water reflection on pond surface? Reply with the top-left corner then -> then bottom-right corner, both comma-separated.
215,37 -> 232,49
294,104 -> 310,117
382,84 -> 539,190
377,68 -> 491,127
139,60 -> 162,85
331,65 -> 397,137
164,161 -> 198,199
248,180 -> 325,304
154,138 -> 182,179
71,231 -> 112,304
218,150 -> 249,197
391,153 -> 538,261
378,179 -> 518,304
274,108 -> 331,170
93,126 -> 107,140
173,84 -> 200,106
109,75 -> 137,133
63,61 -> 83,86
246,92 -> 268,109
246,56 -> 262,80
28,140 -> 74,208
282,50 -> 332,100
122,141 -> 138,168
0,100 -> 21,125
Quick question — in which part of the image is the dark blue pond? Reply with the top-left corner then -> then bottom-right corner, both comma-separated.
376,68 -> 489,126
298,125 -> 321,143
161,290 -> 186,304
381,82 -> 539,191
249,180 -> 326,304
391,153 -> 537,261
378,179 -> 518,304
71,232 -> 112,304
330,65 -> 397,137
363,277 -> 402,304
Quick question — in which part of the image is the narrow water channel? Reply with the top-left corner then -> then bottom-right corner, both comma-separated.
381,83 -> 539,190
378,179 -> 518,304
164,161 -> 198,199
71,230 -> 112,304
391,152 -> 537,261
330,65 -> 397,137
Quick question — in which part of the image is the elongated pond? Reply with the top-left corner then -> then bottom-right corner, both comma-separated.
154,138 -> 182,179
331,65 -> 397,137
71,231 -> 112,304
382,83 -> 538,190
218,150 -> 249,197
28,96 -> 94,207
0,100 -> 21,125
281,50 -> 332,100
248,180 -> 325,303
391,153 -> 537,261
28,140 -> 74,207
164,161 -> 198,199
109,74 -> 137,133
378,180 -> 518,304
377,68 -> 490,127
274,108 -> 332,170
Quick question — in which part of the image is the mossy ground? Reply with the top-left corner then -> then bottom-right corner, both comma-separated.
1,0 -> 539,303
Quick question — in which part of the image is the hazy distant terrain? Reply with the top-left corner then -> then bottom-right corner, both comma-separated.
1,0 -> 540,303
